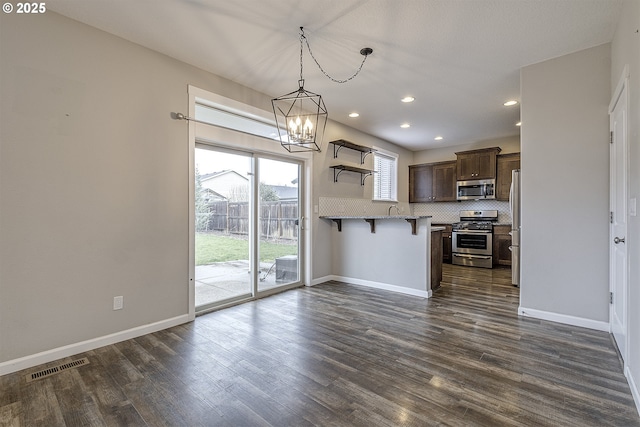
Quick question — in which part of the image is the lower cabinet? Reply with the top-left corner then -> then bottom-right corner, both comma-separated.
433,224 -> 453,264
431,229 -> 443,290
493,225 -> 512,266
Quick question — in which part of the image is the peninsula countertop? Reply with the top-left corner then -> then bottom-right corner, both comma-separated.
319,215 -> 431,220
320,215 -> 432,235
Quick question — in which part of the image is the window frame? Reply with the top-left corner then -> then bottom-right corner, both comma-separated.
372,147 -> 398,202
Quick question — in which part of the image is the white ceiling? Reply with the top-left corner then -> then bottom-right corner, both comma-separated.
46,0 -> 622,151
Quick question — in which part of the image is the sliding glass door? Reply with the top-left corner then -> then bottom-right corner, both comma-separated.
257,157 -> 300,291
194,145 -> 302,312
194,147 -> 253,310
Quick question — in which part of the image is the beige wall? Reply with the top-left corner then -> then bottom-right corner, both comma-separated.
1,11 -> 197,363
611,0 -> 640,407
412,135 -> 520,165
520,44 -> 611,322
0,11 -> 411,367
309,121 -> 414,280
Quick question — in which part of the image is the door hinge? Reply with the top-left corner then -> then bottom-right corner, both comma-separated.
610,131 -> 614,144
610,211 -> 614,224
610,292 -> 613,304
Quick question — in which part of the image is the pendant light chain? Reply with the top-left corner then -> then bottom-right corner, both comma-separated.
299,27 -> 371,84
299,29 -> 304,82
271,26 -> 369,153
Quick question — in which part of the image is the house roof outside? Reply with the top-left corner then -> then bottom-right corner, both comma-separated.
200,171 -> 297,201
201,188 -> 226,201
268,185 -> 298,201
200,170 -> 248,183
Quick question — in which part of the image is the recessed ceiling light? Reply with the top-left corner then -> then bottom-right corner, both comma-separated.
516,122 -> 521,127
400,123 -> 410,128
504,100 -> 518,106
434,136 -> 443,141
401,96 -> 415,103
349,112 -> 360,118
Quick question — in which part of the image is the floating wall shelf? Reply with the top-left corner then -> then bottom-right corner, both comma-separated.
329,139 -> 376,164
330,165 -> 374,185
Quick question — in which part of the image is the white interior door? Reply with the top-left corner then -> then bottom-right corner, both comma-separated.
609,72 -> 628,361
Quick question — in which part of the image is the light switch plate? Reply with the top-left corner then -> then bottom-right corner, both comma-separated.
630,198 -> 637,217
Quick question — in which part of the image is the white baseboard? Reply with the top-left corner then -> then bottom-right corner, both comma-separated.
518,306 -> 609,332
0,314 -> 190,376
332,275 -> 431,298
310,275 -> 335,286
626,366 -> 640,417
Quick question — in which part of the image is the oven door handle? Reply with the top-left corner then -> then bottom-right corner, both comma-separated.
453,230 -> 492,234
453,254 -> 492,260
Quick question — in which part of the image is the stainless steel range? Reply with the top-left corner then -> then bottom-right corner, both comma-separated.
452,210 -> 498,269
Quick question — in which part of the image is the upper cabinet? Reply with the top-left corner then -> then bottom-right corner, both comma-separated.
432,161 -> 457,201
410,147 -> 520,203
496,153 -> 521,200
409,163 -> 433,203
455,147 -> 501,180
409,161 -> 456,203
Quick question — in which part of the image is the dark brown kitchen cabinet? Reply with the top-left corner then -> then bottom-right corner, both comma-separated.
409,161 -> 456,202
431,229 -> 443,290
409,164 -> 433,202
432,161 -> 457,201
493,225 -> 512,266
433,223 -> 453,263
496,153 -> 520,200
455,147 -> 501,180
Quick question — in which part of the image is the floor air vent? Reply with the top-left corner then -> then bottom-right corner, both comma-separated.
26,357 -> 90,382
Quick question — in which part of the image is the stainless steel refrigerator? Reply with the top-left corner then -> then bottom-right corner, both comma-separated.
509,169 -> 521,287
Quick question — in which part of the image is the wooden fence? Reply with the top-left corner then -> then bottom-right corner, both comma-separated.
196,200 -> 298,240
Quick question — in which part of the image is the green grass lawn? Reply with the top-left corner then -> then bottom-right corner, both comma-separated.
195,233 -> 297,266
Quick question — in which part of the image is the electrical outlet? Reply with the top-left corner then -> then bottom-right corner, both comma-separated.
113,296 -> 123,310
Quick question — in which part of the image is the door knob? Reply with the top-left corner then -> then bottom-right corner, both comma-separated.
614,237 -> 626,244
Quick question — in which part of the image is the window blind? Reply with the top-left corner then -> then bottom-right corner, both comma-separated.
373,151 -> 397,201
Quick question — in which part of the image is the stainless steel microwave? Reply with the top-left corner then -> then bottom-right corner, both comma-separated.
456,178 -> 496,200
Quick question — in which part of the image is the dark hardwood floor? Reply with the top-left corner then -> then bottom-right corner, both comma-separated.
2,264 -> 639,426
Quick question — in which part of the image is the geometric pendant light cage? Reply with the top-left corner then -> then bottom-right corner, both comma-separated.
272,27 -> 371,153
272,79 -> 327,153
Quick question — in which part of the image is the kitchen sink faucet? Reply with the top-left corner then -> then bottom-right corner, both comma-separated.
388,204 -> 400,215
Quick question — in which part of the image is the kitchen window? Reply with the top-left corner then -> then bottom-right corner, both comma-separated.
373,148 -> 398,202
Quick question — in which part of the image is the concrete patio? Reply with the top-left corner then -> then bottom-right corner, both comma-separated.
195,260 -> 294,307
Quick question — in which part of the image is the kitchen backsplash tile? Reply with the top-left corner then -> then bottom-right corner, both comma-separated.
319,197 -> 512,224
412,200 -> 512,223
318,197 -> 411,217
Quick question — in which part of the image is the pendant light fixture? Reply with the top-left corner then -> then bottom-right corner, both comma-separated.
272,27 -> 372,153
